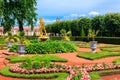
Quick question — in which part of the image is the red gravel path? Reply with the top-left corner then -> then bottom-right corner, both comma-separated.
52,48 -> 120,66
0,44 -> 120,80
101,74 -> 120,80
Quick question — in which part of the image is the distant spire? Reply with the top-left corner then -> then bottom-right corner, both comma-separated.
56,17 -> 60,22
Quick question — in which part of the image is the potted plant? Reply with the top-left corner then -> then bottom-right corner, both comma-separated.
88,29 -> 99,53
60,29 -> 70,41
5,31 -> 19,49
17,31 -> 25,56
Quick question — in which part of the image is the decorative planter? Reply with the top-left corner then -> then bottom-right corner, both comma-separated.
7,41 -> 12,48
18,44 -> 25,56
90,41 -> 97,53
39,36 -> 49,41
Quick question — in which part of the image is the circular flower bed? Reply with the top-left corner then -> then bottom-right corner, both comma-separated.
10,63 -> 72,74
9,62 -> 120,80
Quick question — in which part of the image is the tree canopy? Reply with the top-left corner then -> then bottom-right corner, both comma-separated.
0,0 -> 37,33
46,13 -> 120,37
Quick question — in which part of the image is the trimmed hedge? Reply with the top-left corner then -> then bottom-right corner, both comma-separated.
70,36 -> 120,44
6,55 -> 67,63
6,36 -> 120,44
77,52 -> 120,60
10,40 -> 77,54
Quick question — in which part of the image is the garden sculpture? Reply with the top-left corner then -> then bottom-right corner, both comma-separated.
39,18 -> 47,37
39,18 -> 49,41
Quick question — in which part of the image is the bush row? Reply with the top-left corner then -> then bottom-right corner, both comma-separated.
10,40 -> 77,54
71,36 -> 120,44
25,36 -> 120,44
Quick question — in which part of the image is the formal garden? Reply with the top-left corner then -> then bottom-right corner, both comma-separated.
0,34 -> 120,80
0,1 -> 120,80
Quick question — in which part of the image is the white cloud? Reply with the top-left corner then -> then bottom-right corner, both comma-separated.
89,11 -> 99,16
44,19 -> 56,23
63,13 -> 86,20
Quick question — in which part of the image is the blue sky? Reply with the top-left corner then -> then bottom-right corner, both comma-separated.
36,0 -> 120,24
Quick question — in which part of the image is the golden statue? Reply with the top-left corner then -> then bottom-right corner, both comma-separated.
39,18 -> 47,37
39,18 -> 49,41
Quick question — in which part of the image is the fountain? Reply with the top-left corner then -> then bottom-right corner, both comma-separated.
39,18 -> 49,41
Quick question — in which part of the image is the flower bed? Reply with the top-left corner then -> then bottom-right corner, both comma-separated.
10,63 -> 81,80
10,63 -> 71,74
79,63 -> 120,80
67,62 -> 120,80
3,60 -> 120,80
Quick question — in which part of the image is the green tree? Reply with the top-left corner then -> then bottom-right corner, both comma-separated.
0,0 -> 37,32
71,20 -> 79,36
81,27 -> 85,37
78,17 -> 91,36
0,0 -> 15,33
91,15 -> 105,36
46,24 -> 52,33
104,13 -> 120,36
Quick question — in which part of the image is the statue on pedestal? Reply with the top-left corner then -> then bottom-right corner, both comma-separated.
39,18 -> 49,41
39,18 -> 47,37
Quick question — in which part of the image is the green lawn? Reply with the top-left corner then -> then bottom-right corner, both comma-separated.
100,44 -> 120,52
0,66 -> 69,80
113,58 -> 120,64
101,47 -> 120,52
77,52 -> 120,60
6,55 -> 68,63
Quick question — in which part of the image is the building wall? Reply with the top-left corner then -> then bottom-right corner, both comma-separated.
0,26 -> 40,36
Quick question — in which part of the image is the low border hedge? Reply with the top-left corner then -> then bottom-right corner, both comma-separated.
6,55 -> 68,63
0,66 -> 69,80
70,36 -> 120,44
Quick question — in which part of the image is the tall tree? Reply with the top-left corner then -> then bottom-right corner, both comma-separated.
0,0 -> 15,33
71,20 -> 79,36
104,13 -> 120,36
0,0 -> 37,32
91,15 -> 105,36
78,17 -> 91,36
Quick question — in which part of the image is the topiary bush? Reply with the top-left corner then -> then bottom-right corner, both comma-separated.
9,40 -> 77,54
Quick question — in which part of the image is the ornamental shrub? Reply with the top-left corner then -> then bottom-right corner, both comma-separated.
32,61 -> 41,69
9,40 -> 77,54
9,44 -> 17,52
25,40 -> 77,54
